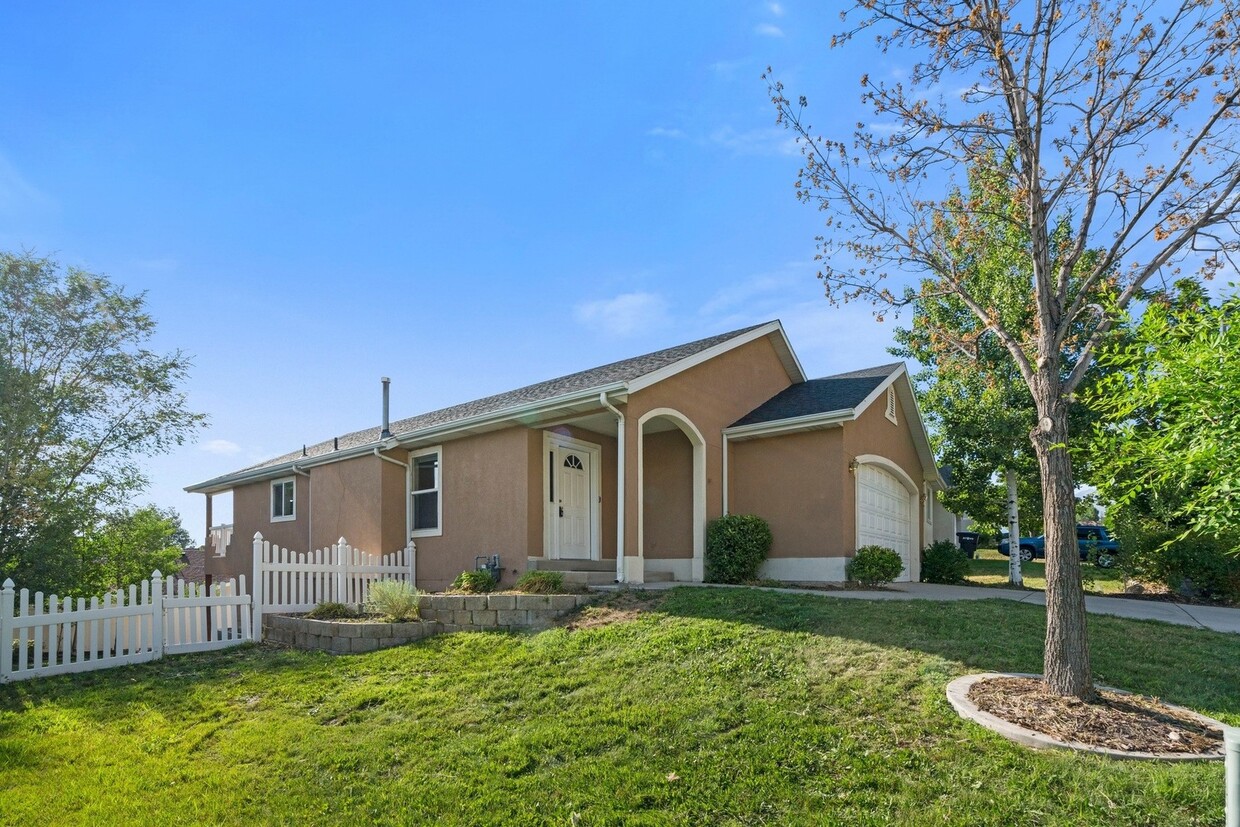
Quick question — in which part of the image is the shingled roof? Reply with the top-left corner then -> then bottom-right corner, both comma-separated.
730,362 -> 904,427
228,322 -> 770,477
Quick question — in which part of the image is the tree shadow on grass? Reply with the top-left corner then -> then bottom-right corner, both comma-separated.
653,586 -> 1240,720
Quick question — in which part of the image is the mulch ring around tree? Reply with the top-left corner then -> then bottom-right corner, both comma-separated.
947,673 -> 1227,760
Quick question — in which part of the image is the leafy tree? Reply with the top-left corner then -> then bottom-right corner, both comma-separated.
768,1 -> 1240,698
75,506 -> 189,595
1090,282 -> 1240,550
0,252 -> 205,594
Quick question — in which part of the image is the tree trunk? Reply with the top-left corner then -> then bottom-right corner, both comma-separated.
1030,390 -> 1095,700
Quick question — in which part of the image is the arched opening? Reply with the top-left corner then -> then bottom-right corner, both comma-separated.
853,454 -> 920,582
637,408 -> 706,583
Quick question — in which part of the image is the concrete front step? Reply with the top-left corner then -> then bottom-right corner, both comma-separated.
533,558 -> 615,572
562,570 -> 620,586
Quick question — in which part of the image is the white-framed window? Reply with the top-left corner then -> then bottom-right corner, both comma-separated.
410,447 -> 442,537
885,386 -> 898,424
271,477 -> 296,522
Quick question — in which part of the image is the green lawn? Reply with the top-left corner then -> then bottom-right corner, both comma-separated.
1,588 -> 1235,826
966,547 -> 1129,594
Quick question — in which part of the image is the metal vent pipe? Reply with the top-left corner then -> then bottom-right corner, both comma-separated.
381,377 -> 392,439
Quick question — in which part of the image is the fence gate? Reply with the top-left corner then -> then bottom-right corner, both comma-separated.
1,572 -> 253,683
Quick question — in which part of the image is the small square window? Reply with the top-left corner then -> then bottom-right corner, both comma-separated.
271,478 -> 295,522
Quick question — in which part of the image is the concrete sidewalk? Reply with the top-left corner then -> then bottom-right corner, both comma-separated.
607,581 -> 1240,635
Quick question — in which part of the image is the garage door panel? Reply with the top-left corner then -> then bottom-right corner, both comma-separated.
857,465 -> 911,580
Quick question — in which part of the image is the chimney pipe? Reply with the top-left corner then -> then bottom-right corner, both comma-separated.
381,377 -> 392,439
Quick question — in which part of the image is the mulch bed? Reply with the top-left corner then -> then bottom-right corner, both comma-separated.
968,676 -> 1223,755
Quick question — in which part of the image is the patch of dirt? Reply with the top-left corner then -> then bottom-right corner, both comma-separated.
968,676 -> 1223,755
560,591 -> 665,631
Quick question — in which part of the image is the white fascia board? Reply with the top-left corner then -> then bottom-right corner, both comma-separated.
723,409 -> 853,439
892,372 -> 946,487
626,321 -> 805,394
184,383 -> 629,494
852,364 -> 907,418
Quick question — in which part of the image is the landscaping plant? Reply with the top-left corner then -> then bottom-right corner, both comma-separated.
704,514 -> 772,584
451,569 -> 497,594
846,545 -> 903,587
305,602 -> 357,620
920,541 -> 968,585
365,579 -> 422,621
515,570 -> 564,594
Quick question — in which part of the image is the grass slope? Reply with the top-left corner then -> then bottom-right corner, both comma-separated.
1,588 -> 1235,826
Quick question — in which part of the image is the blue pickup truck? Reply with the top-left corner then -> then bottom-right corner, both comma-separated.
998,525 -> 1120,568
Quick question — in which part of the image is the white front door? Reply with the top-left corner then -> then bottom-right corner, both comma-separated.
856,464 -> 913,580
555,446 -> 593,559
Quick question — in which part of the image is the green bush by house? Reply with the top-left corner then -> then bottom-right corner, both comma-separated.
515,570 -> 564,594
705,514 -> 772,584
847,545 -> 904,586
921,541 -> 969,584
451,569 -> 497,594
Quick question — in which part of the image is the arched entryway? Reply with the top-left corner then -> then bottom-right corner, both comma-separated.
637,408 -> 706,583
853,454 -> 920,582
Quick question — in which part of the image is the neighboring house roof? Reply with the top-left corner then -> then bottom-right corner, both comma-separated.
730,363 -> 903,427
187,321 -> 803,494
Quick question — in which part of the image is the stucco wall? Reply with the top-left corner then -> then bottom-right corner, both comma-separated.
412,427 -> 531,592
624,333 -> 795,558
311,454 -> 386,555
642,429 -> 694,559
728,427 -> 847,559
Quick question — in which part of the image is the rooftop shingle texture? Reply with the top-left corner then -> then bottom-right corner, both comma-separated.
237,323 -> 768,474
730,362 -> 903,427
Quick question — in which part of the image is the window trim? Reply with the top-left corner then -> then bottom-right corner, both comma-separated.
271,477 -> 296,522
409,445 -> 443,538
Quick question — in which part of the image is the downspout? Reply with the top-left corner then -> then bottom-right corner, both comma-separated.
600,392 -> 625,583
290,464 -> 311,551
722,433 -> 730,515
374,447 -> 412,548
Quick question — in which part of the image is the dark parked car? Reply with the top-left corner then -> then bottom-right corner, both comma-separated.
998,525 -> 1120,568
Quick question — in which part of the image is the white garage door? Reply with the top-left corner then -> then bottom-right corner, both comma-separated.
856,464 -> 912,580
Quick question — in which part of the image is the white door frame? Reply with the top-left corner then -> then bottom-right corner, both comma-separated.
853,454 -> 920,582
543,432 -> 602,560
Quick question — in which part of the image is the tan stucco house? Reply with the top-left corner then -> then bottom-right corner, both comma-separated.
186,321 -> 944,590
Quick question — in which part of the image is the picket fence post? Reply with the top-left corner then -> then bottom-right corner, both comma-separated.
408,541 -> 417,590
252,532 -> 265,642
1,579 -> 14,683
149,570 -> 164,659
335,537 -> 348,605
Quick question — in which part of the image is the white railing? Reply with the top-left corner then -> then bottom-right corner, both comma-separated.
252,533 -> 415,639
1,571 -> 253,683
209,523 -> 234,558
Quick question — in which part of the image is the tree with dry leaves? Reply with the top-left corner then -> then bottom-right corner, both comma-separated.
769,0 -> 1239,699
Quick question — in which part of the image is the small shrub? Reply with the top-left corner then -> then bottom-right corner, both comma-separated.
921,541 -> 969,584
451,569 -> 497,594
847,545 -> 904,587
1112,512 -> 1240,602
305,601 -> 357,620
365,579 -> 422,621
515,570 -> 565,594
705,514 -> 773,584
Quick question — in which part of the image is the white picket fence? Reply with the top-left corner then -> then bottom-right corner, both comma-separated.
1,572 -> 253,683
252,533 -> 415,639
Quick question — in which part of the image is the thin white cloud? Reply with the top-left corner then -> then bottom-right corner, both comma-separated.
574,292 -> 671,336
709,125 -> 798,156
755,23 -> 785,37
767,2 -> 786,17
646,127 -> 686,139
708,58 -> 749,76
699,269 -> 803,317
201,439 -> 242,456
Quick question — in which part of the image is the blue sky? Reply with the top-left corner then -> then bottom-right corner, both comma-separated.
1,2 -> 910,542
